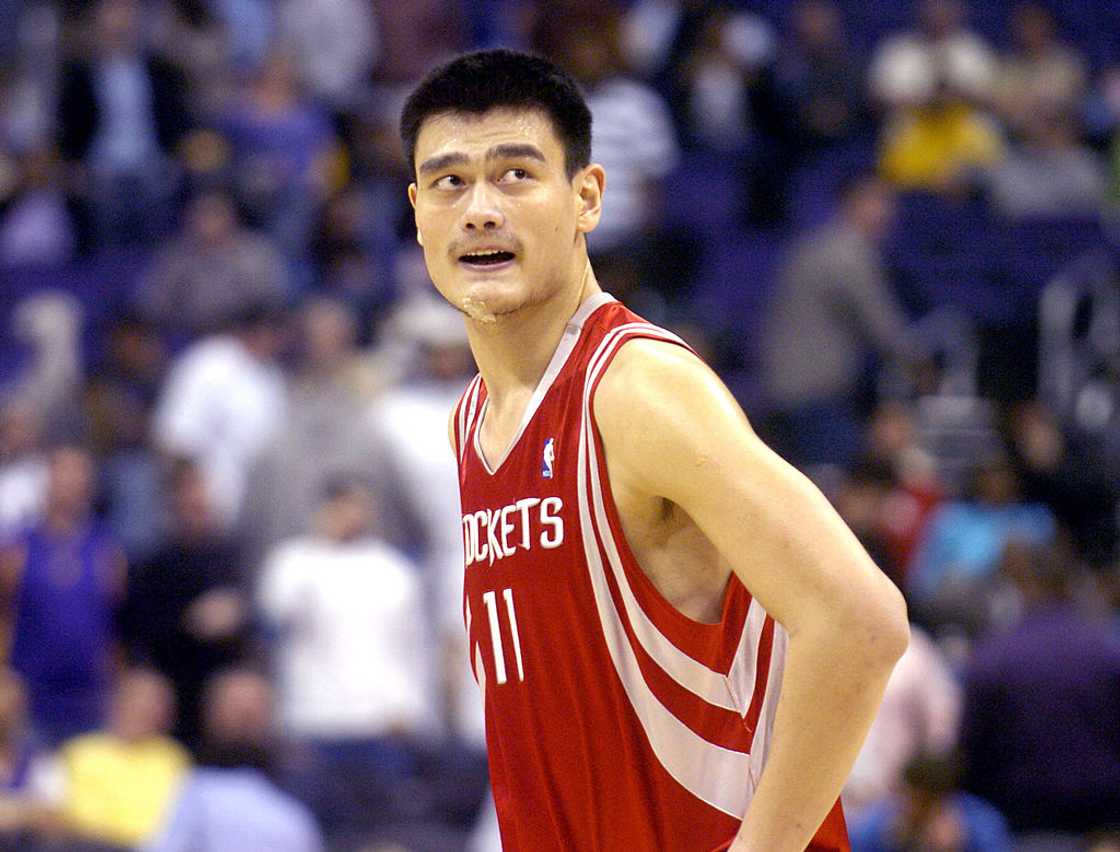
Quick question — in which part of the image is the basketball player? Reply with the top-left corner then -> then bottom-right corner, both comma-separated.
400,50 -> 909,851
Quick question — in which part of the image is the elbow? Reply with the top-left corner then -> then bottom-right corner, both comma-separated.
867,580 -> 910,666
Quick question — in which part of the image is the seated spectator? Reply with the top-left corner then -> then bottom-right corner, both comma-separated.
257,478 -> 434,831
0,398 -> 48,541
907,458 -> 1055,635
0,669 -> 64,848
849,753 -> 1012,852
0,446 -> 126,745
1006,400 -> 1118,568
135,189 -> 291,337
872,1 -> 1003,193
762,175 -> 911,467
221,49 -> 339,260
52,668 -> 190,848
843,625 -> 961,821
0,147 -> 76,268
986,109 -> 1107,220
960,543 -> 1120,834
143,667 -> 323,852
151,304 -> 288,528
993,2 -> 1087,137
869,0 -> 996,113
120,460 -> 251,752
878,84 -> 1005,193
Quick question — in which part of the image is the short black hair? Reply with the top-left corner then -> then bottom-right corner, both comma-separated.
400,49 -> 592,181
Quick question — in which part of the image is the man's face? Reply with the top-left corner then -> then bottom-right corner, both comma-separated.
409,108 -> 602,324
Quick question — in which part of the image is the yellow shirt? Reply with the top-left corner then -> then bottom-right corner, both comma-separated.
880,101 -> 1005,190
61,733 -> 190,846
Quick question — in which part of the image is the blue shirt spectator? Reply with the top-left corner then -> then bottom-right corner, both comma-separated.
144,767 -> 323,852
850,792 -> 1012,852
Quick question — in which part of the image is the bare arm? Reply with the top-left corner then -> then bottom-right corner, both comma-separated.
594,340 -> 908,851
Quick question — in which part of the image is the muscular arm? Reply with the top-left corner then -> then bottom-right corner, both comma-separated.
594,339 -> 908,851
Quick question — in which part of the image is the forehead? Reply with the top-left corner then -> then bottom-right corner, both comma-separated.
414,107 -> 566,165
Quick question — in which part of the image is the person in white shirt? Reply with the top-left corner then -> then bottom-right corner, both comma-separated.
257,476 -> 434,765
151,305 -> 288,527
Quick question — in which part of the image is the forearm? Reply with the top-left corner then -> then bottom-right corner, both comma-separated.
731,620 -> 905,851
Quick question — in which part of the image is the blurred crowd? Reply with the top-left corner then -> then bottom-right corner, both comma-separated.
1,0 -> 1119,850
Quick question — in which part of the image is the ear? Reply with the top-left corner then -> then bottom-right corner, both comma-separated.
408,183 -> 424,247
575,164 -> 605,235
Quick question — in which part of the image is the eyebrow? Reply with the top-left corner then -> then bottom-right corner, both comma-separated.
417,143 -> 548,176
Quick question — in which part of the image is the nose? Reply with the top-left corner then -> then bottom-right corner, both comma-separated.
461,182 -> 505,232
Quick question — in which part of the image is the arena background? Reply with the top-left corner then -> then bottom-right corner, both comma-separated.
0,0 -> 1118,850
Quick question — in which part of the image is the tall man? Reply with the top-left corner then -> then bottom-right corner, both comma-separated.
400,50 -> 909,851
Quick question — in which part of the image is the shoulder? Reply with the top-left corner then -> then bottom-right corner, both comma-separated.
593,336 -> 745,441
592,336 -> 758,497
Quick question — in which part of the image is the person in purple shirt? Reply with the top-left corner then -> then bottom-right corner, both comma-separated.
960,542 -> 1120,834
0,446 -> 126,746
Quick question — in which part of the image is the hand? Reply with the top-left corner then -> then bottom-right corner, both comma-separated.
183,589 -> 245,641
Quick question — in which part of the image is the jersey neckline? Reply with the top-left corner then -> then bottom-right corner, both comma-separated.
473,291 -> 616,476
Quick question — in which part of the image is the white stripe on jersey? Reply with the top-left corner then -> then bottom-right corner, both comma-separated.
577,322 -> 763,819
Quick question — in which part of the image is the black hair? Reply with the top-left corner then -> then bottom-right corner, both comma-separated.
399,49 -> 592,181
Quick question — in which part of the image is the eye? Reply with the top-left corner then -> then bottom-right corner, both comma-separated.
433,174 -> 464,190
498,168 -> 530,183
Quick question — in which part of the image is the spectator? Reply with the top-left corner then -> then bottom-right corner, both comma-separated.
762,174 -> 910,467
993,2 -> 1087,137
986,109 -> 1107,220
221,49 -> 338,262
277,0 -> 379,110
775,0 -> 865,152
534,10 -> 680,272
848,753 -> 1013,852
370,297 -> 480,742
148,0 -> 237,121
908,458 -> 1056,635
862,401 -> 944,581
135,189 -> 291,336
869,0 -> 996,112
872,1 -> 1004,192
0,669 -> 64,849
960,543 -> 1120,834
0,147 -> 76,268
143,668 -> 323,852
257,478 -> 434,828
0,446 -> 126,745
0,398 -> 48,541
120,460 -> 251,751
151,304 -> 288,527
83,312 -> 168,562
308,188 -> 398,322
1006,400 -> 1118,568
843,625 -> 962,820
6,293 -> 84,438
51,668 -> 190,848
239,297 -> 390,568
56,0 -> 190,247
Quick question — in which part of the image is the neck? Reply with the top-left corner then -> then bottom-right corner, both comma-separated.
466,261 -> 601,404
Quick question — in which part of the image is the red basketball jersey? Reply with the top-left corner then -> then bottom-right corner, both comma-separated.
454,293 -> 849,851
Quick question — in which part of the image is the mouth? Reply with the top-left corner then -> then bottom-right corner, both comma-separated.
458,248 -> 516,271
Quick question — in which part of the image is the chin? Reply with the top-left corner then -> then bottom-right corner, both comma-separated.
458,279 -> 531,323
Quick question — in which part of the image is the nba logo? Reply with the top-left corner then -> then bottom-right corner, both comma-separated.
542,438 -> 556,479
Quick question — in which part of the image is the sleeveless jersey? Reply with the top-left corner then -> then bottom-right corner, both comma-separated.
454,293 -> 849,851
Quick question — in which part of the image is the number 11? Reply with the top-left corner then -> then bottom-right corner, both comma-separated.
482,587 -> 525,685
